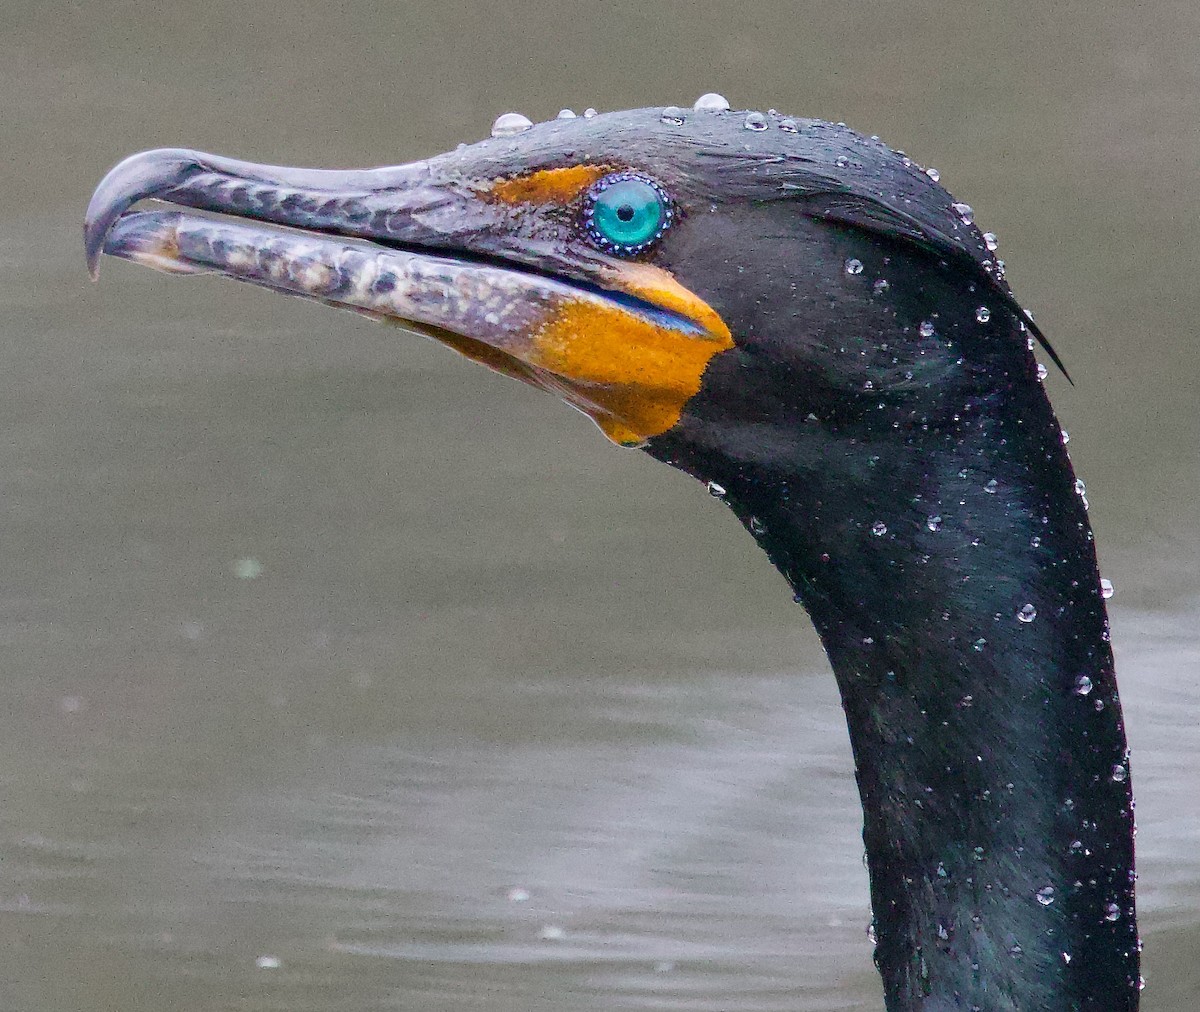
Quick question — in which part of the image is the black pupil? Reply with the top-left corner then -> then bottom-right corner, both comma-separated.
616,204 -> 635,222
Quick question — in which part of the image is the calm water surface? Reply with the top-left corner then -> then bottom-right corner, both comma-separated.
2,2 -> 1198,1008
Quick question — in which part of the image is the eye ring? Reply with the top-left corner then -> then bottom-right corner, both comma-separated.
584,172 -> 673,256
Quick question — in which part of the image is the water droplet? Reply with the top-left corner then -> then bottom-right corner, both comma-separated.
871,521 -> 888,536
1100,578 -> 1114,599
951,202 -> 974,224
1062,430 -> 1071,445
1062,951 -> 1072,964
233,557 -> 263,579
984,479 -> 999,494
707,481 -> 726,497
1037,363 -> 1049,380
835,155 -> 850,168
255,955 -> 281,970
660,106 -> 685,125
927,515 -> 943,532
693,92 -> 730,112
936,861 -> 949,878
1095,698 -> 1105,711
973,637 -> 987,651
1111,764 -> 1127,783
749,516 -> 766,535
1037,886 -> 1056,906
973,846 -> 985,861
867,920 -> 878,943
583,107 -> 598,118
873,278 -> 890,294
845,257 -> 864,275
1105,902 -> 1122,921
539,924 -> 566,940
1009,943 -> 1024,959
506,887 -> 530,902
491,112 -> 534,137
975,306 -> 991,323
983,231 -> 999,251
1017,603 -> 1038,623
919,320 -> 936,338
1031,535 -> 1042,548
1075,478 -> 1087,497
1069,839 -> 1084,854
779,117 -> 798,133
556,109 -> 577,119
1074,675 -> 1094,696
926,167 -> 941,182
743,111 -> 768,131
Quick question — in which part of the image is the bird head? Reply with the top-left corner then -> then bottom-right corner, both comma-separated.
85,102 -> 1060,477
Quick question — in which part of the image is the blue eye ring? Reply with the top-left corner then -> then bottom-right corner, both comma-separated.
583,172 -> 673,256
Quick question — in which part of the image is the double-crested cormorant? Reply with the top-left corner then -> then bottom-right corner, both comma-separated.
85,96 -> 1140,1011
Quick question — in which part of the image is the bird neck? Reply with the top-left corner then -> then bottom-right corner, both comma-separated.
651,380 -> 1140,1010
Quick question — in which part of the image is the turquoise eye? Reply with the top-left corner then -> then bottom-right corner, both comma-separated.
585,173 -> 672,254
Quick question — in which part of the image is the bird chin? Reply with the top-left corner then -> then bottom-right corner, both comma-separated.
102,208 -> 732,447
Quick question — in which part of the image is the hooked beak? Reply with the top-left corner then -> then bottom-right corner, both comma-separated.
84,147 -> 732,446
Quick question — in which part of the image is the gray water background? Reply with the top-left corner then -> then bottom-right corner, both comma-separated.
2,1 -> 1198,1008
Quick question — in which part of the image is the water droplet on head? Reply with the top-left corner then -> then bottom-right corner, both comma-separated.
1009,943 -> 1024,959
255,955 -> 281,970
1062,951 -> 1072,964
779,117 -> 798,133
583,107 -> 598,118
743,111 -> 768,131
926,167 -> 941,182
1074,675 -> 1094,696
556,108 -> 577,119
983,231 -> 999,251
951,202 -> 974,224
1075,478 -> 1087,497
975,306 -> 991,323
835,155 -> 850,168
919,320 -> 936,338
1017,603 -> 1038,623
927,515 -> 943,532
984,479 -> 999,494
707,480 -> 726,497
844,257 -> 864,275
1105,902 -> 1122,921
873,278 -> 890,294
1100,578 -> 1114,599
1111,764 -> 1127,783
973,637 -> 987,651
693,92 -> 730,112
1037,363 -> 1049,381
871,521 -> 888,536
1037,886 -> 1056,906
660,106 -> 685,125
491,112 -> 533,137
749,516 -> 766,535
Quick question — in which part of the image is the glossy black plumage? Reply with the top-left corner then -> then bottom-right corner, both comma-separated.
85,105 -> 1140,1011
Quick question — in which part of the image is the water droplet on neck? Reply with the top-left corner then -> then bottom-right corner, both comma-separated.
556,109 -> 577,119
873,278 -> 890,294
871,521 -> 888,536
1074,675 -> 1094,695
1100,578 -> 1115,599
779,117 -> 798,133
927,515 -> 943,532
693,92 -> 730,112
706,480 -> 726,497
1017,603 -> 1038,623
660,106 -> 685,125
1111,764 -> 1128,783
984,479 -> 999,494
975,306 -> 991,323
1037,363 -> 1049,381
1037,886 -> 1056,906
983,231 -> 999,251
743,111 -> 768,131
1075,478 -> 1087,496
844,257 -> 864,275
491,112 -> 533,137
951,202 -> 974,224
919,320 -> 936,338
925,167 -> 941,182
583,107 -> 598,118
1105,902 -> 1122,921
835,155 -> 850,168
